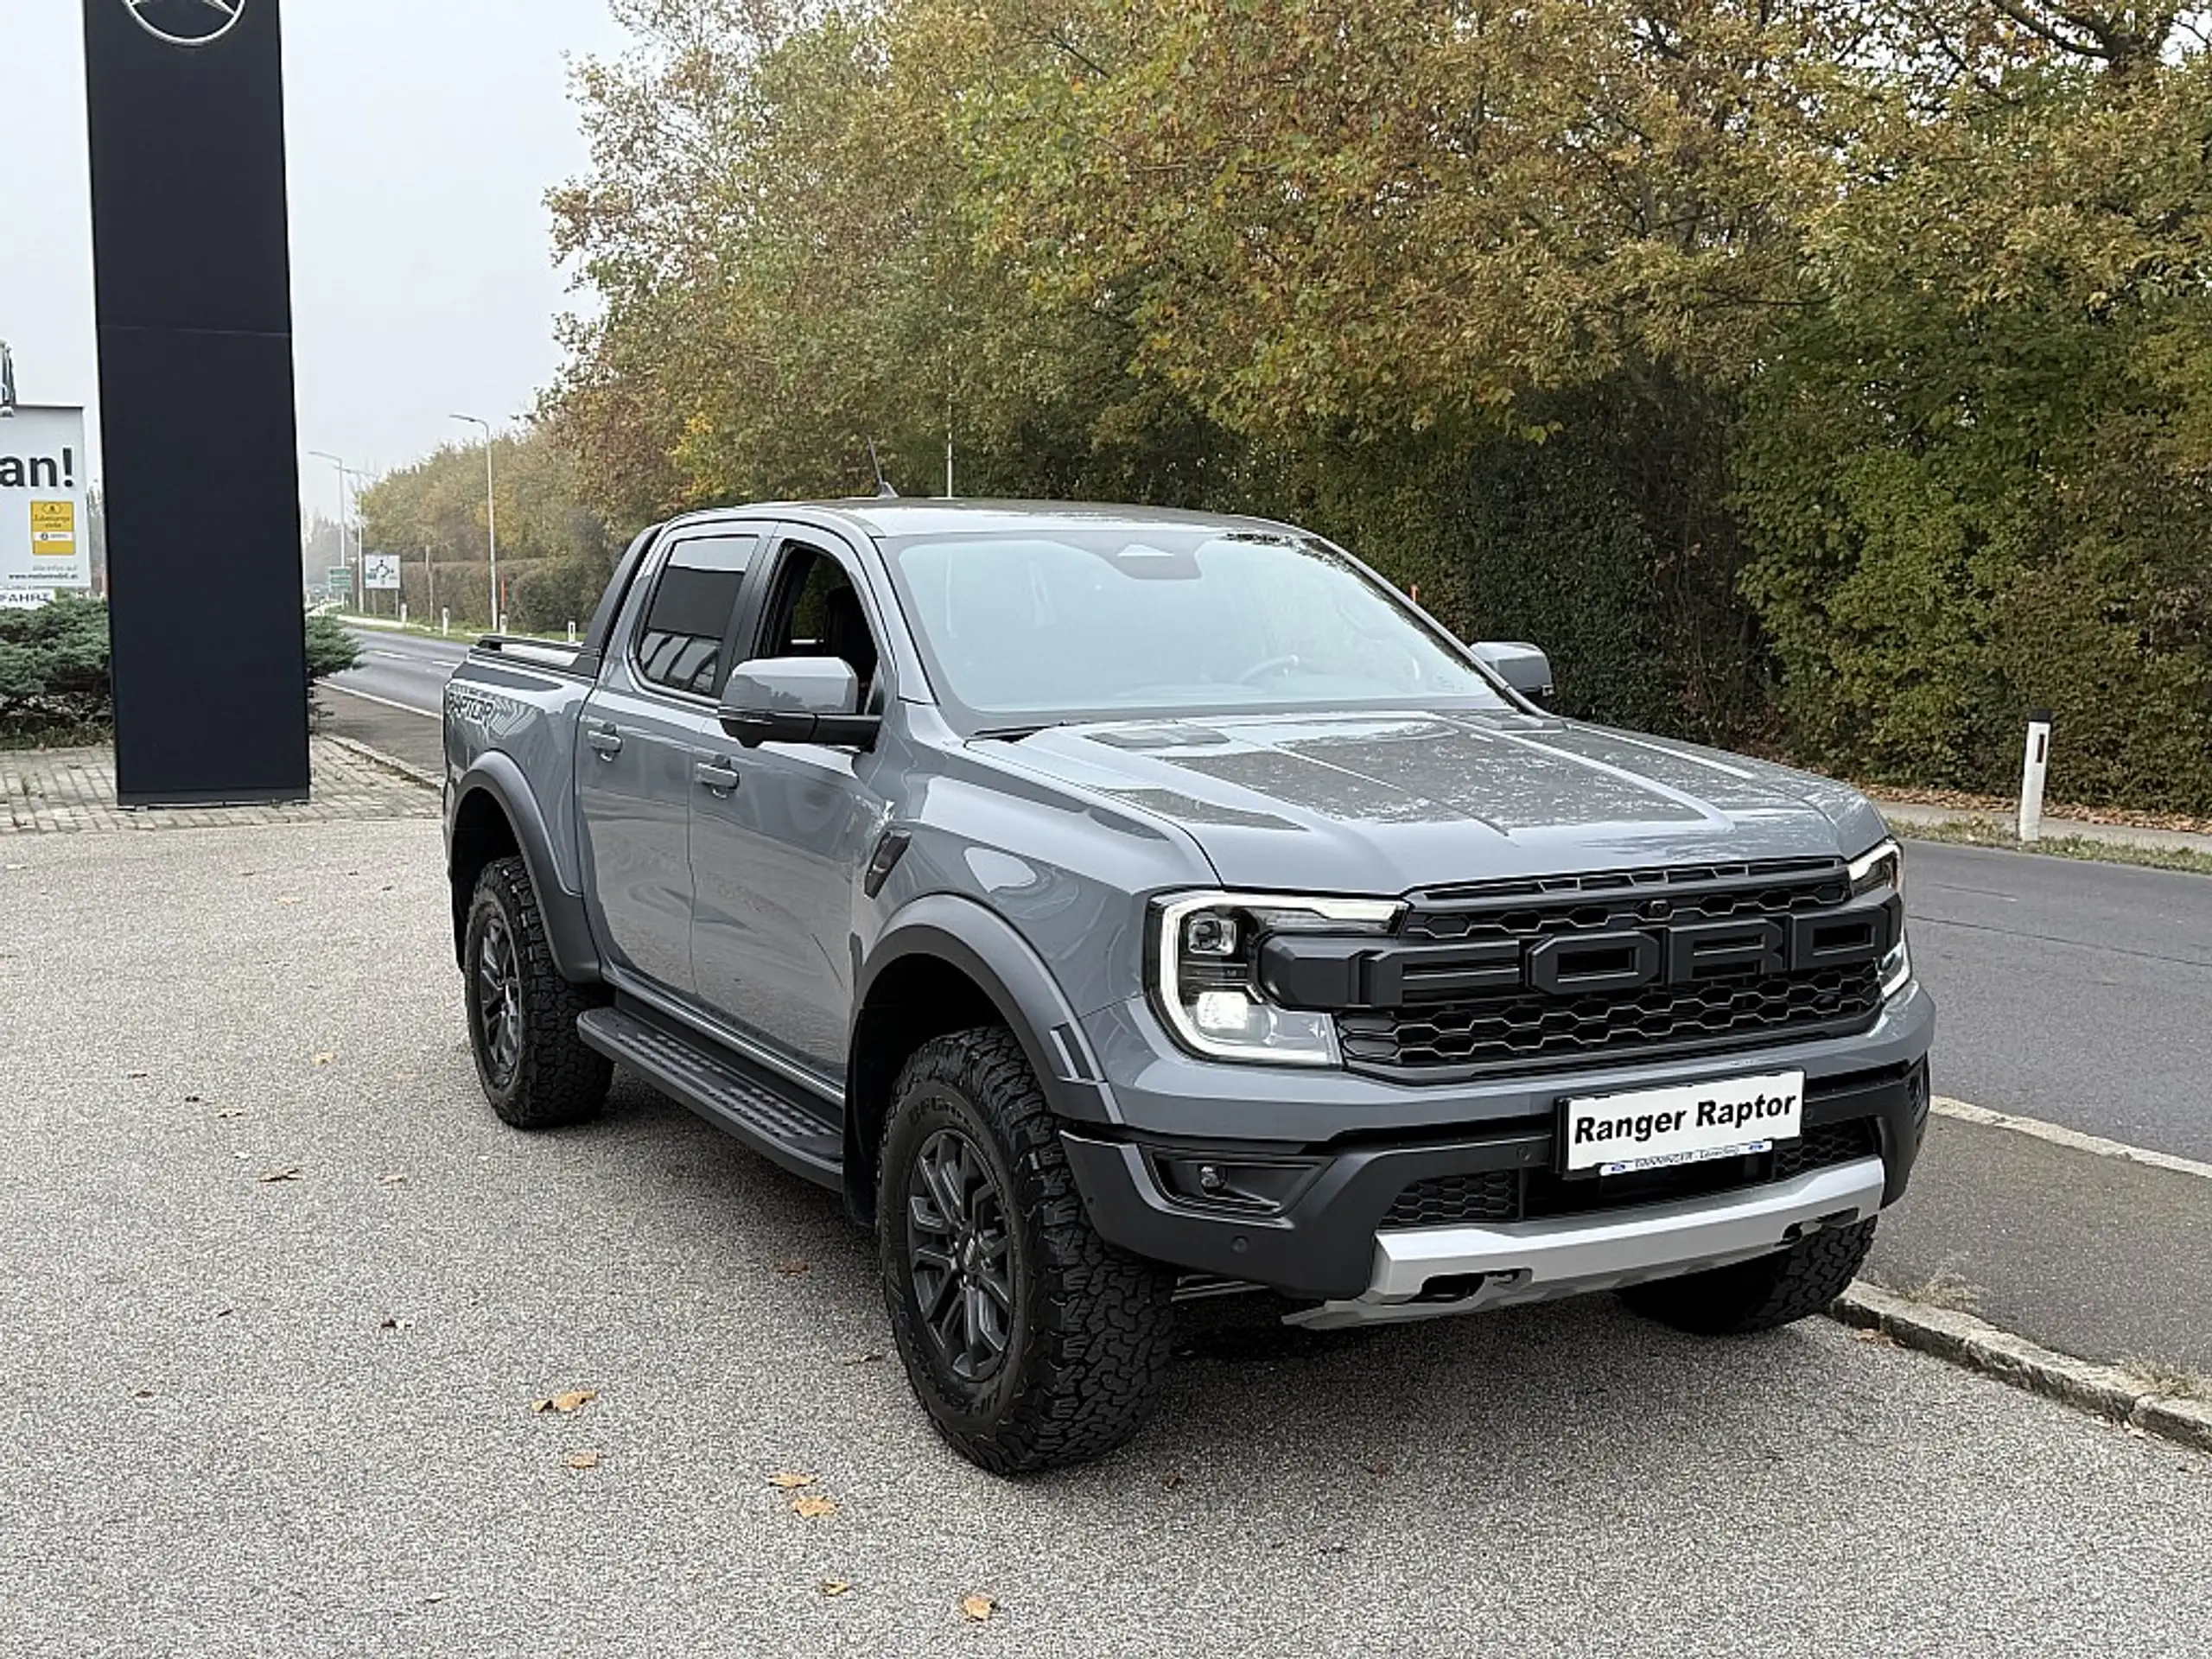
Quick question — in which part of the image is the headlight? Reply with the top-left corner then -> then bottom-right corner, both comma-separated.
1848,837 -> 1912,999
1151,893 -> 1401,1065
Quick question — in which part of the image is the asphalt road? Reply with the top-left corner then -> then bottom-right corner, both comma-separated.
1906,843 -> 2212,1161
331,626 -> 471,713
6,816 -> 2209,1657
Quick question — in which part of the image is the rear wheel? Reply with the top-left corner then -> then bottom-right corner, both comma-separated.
1621,1217 -> 1877,1335
879,1027 -> 1176,1474
463,855 -> 611,1129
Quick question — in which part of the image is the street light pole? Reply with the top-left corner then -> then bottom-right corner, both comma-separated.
450,414 -> 499,631
307,450 -> 353,609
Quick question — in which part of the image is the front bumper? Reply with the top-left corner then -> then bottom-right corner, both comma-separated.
1059,1053 -> 1930,1305
1287,1158 -> 1885,1329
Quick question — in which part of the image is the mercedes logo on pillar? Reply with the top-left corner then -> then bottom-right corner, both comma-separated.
122,0 -> 246,48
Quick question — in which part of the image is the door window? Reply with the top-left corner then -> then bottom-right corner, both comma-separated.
759,543 -> 882,706
633,534 -> 758,697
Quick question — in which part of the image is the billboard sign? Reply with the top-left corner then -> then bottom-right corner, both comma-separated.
362,552 -> 400,591
1,406 -> 93,602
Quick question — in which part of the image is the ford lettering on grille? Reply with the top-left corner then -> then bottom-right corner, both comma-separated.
1259,860 -> 1898,1079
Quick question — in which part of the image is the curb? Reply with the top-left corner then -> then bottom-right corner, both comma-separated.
1832,1282 -> 2212,1456
316,732 -> 441,793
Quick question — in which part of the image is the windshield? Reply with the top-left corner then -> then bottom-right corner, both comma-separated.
882,527 -> 1508,728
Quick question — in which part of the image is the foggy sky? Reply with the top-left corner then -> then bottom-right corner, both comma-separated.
1,0 -> 637,518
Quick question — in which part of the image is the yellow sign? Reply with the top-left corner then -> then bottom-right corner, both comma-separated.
29,500 -> 76,561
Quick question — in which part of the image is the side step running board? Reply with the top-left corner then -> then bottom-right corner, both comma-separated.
576,1006 -> 843,1188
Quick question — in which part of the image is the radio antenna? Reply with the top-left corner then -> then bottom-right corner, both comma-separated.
866,437 -> 899,499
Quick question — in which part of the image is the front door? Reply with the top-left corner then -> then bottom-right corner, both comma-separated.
690,533 -> 890,1079
575,528 -> 760,999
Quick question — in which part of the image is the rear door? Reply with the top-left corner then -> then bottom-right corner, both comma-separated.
688,530 -> 892,1079
575,528 -> 760,998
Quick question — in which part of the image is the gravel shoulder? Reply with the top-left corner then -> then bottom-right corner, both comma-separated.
6,817 -> 2211,1657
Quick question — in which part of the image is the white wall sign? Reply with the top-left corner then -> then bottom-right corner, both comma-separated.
0,406 -> 93,603
362,552 -> 401,591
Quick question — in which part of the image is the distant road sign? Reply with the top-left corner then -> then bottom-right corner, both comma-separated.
362,553 -> 400,591
325,569 -> 353,601
1,405 -> 93,605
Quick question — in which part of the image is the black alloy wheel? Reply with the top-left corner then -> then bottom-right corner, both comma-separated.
877,1027 -> 1177,1474
461,855 -> 611,1129
906,1128 -> 1016,1382
473,909 -> 523,1089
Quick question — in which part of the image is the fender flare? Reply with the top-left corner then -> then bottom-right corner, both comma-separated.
856,893 -> 1116,1123
448,753 -> 602,983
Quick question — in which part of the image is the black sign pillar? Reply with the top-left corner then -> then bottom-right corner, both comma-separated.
84,0 -> 309,804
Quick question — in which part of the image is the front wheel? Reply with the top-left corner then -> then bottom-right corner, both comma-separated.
462,855 -> 611,1129
1621,1217 -> 1878,1335
879,1027 -> 1176,1475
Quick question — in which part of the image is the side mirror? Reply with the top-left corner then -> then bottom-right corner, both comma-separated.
718,657 -> 880,749
1471,641 -> 1555,706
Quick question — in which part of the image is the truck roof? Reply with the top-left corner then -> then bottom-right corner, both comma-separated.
669,499 -> 1298,541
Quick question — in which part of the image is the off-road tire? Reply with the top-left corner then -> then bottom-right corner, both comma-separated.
879,1027 -> 1176,1475
1620,1217 -> 1878,1336
462,855 -> 611,1129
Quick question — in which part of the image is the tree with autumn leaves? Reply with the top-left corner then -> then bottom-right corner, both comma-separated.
542,0 -> 2212,810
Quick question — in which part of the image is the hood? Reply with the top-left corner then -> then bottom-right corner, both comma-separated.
974,710 -> 1885,894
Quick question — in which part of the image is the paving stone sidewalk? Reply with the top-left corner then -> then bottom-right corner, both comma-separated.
0,739 -> 435,834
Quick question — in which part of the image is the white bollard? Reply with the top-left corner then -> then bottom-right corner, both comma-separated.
399,602 -> 409,626
441,607 -> 450,636
2018,710 -> 2053,842
567,621 -> 577,644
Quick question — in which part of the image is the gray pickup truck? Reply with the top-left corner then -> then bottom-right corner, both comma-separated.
443,500 -> 1932,1473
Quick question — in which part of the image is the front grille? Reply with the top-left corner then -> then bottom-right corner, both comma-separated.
1337,859 -> 1886,1079
1339,965 -> 1884,1072
1381,1116 -> 1880,1230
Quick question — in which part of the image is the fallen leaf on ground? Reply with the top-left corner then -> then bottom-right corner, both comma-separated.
531,1389 -> 599,1414
1160,1472 -> 1186,1491
131,1389 -> 155,1401
818,1579 -> 851,1598
773,1260 -> 810,1277
277,896 -> 302,906
310,1052 -> 336,1067
790,1494 -> 836,1519
766,1471 -> 816,1489
127,1071 -> 148,1079
565,1451 -> 602,1470
378,1173 -> 406,1185
1365,1460 -> 1395,1478
257,1166 -> 301,1184
182,1095 -> 201,1104
214,1108 -> 247,1120
1853,1328 -> 1897,1346
833,1351 -> 884,1366
961,1595 -> 997,1622
378,1317 -> 414,1332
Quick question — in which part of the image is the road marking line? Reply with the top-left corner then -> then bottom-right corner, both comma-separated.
322,684 -> 439,721
1932,1096 -> 2212,1182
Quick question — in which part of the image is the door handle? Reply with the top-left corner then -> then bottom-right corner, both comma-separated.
695,760 -> 741,793
586,727 -> 624,758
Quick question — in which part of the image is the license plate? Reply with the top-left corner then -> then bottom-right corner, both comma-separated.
1560,1071 -> 1804,1176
